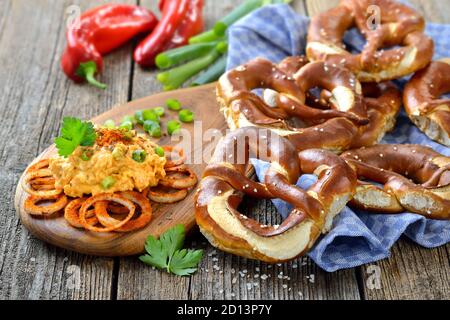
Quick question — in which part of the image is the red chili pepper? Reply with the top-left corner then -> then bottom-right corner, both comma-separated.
161,0 -> 204,51
61,4 -> 158,89
134,0 -> 192,67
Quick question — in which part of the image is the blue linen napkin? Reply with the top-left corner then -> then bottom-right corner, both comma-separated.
226,4 -> 450,271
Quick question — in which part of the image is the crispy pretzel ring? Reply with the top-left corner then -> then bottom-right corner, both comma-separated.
404,59 -> 450,146
148,186 -> 188,203
24,194 -> 68,216
95,191 -> 153,232
22,161 -> 63,197
342,144 -> 450,219
162,145 -> 186,168
79,193 -> 136,232
218,57 -> 401,153
158,165 -> 198,189
64,198 -> 98,228
307,0 -> 434,82
195,127 -> 357,262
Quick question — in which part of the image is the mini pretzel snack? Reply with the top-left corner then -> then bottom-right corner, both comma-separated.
195,127 -> 357,262
307,0 -> 434,82
404,59 -> 450,146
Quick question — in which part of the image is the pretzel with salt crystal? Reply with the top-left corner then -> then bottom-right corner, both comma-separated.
195,127 -> 357,262
404,59 -> 450,147
307,0 -> 434,82
341,144 -> 450,219
218,57 -> 401,153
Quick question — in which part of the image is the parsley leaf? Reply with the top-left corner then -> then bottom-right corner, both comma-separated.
55,117 -> 96,157
169,249 -> 204,276
139,224 -> 203,276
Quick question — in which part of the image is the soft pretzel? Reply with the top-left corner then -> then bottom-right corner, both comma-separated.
217,57 -> 401,153
195,127 -> 357,262
341,144 -> 450,219
307,0 -> 434,82
403,59 -> 450,146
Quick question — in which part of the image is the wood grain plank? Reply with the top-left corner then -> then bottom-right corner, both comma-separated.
0,0 -> 135,299
306,0 -> 450,300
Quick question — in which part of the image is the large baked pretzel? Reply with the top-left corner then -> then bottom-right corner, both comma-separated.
307,0 -> 434,82
341,144 -> 450,219
217,57 -> 401,153
195,127 -> 357,262
404,59 -> 450,147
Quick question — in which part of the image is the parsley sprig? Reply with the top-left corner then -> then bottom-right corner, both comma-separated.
139,224 -> 203,276
55,117 -> 96,157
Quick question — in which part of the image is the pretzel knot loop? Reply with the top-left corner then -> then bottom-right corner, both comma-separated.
342,144 -> 450,219
195,127 -> 357,262
404,59 -> 450,147
218,56 -> 401,153
306,0 -> 434,82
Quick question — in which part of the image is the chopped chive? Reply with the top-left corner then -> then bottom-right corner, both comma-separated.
143,120 -> 161,138
101,176 -> 116,189
119,120 -> 133,131
81,149 -> 93,161
152,106 -> 165,117
132,149 -> 147,163
135,110 -> 145,125
167,120 -> 181,135
179,109 -> 194,123
121,115 -> 137,125
154,146 -> 165,157
166,99 -> 181,111
142,109 -> 160,123
104,119 -> 115,128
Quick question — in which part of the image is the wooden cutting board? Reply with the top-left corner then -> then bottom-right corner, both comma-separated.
14,82 -> 229,256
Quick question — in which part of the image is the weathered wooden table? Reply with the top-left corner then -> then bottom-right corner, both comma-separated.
0,0 -> 449,300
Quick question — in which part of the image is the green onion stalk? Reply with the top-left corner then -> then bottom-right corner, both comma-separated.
155,41 -> 223,69
191,54 -> 227,86
190,0 -> 292,44
157,41 -> 228,91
